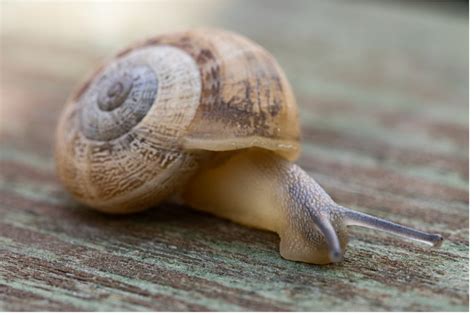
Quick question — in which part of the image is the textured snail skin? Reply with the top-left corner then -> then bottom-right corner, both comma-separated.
55,28 -> 443,265
183,148 -> 349,264
183,148 -> 442,264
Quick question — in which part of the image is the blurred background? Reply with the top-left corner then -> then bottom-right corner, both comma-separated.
1,0 -> 468,161
0,0 -> 469,311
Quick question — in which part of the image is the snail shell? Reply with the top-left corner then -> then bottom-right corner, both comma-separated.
56,28 -> 443,265
56,29 -> 298,213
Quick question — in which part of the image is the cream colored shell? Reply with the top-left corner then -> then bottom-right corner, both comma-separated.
55,29 -> 300,213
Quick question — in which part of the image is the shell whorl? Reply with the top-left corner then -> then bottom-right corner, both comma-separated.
78,46 -> 201,142
79,62 -> 158,141
56,45 -> 202,212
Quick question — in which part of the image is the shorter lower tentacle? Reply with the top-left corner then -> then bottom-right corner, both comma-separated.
306,208 -> 342,262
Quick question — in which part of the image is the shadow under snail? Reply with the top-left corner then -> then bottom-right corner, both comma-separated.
55,28 -> 443,264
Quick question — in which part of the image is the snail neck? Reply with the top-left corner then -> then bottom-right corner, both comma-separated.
181,148 -> 346,264
181,149 -> 291,233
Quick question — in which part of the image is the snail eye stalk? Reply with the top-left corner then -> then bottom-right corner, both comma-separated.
338,206 -> 443,247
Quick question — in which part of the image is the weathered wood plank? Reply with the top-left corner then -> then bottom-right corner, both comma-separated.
0,0 -> 468,311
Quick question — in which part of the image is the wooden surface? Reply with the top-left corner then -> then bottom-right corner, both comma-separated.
0,0 -> 468,311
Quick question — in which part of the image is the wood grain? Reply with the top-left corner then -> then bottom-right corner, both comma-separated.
0,0 -> 468,311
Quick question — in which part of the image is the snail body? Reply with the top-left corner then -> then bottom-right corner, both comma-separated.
55,29 -> 443,264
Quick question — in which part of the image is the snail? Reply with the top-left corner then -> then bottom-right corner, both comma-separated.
55,28 -> 443,265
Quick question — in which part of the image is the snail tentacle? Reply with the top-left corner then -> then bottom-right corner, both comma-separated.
305,207 -> 343,262
339,206 -> 443,247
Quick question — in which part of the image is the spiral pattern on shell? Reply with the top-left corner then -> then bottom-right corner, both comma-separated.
55,29 -> 300,213
56,45 -> 203,212
79,63 -> 158,141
